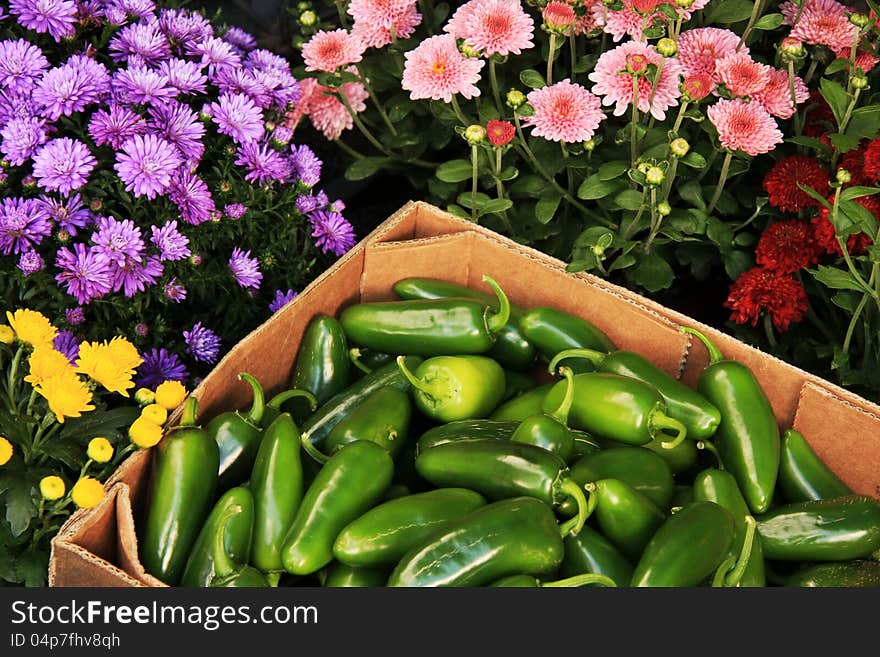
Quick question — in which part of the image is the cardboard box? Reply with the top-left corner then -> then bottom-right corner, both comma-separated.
49,201 -> 880,587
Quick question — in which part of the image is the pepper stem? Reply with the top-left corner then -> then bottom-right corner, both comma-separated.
548,347 -> 607,374
180,396 -> 198,427
396,356 -> 443,398
548,366 -> 575,427
349,348 -> 373,375
543,573 -> 617,588
650,407 -> 688,449
724,516 -> 757,588
300,435 -> 330,465
482,275 -> 512,335
267,388 -> 318,413
558,478 -> 595,537
212,505 -> 242,580
711,556 -> 737,588
238,373 -> 265,425
696,440 -> 724,470
680,326 -> 724,365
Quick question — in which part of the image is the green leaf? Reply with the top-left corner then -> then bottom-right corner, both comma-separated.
704,0 -> 754,23
15,550 -> 49,587
755,13 -> 785,30
457,191 -> 491,210
785,135 -> 833,155
608,253 -> 637,272
678,179 -> 706,210
628,253 -> 674,293
520,69 -> 545,89
614,189 -> 644,211
829,132 -> 860,153
824,58 -> 851,76
345,157 -> 389,182
831,291 -> 860,312
497,166 -> 519,182
535,192 -> 563,224
0,472 -> 37,538
707,217 -> 734,253
846,105 -> 880,141
679,151 -> 708,169
517,103 -> 535,117
810,265 -> 870,292
575,226 -> 615,248
57,407 -> 140,446
598,160 -> 630,181
840,186 -> 880,202
478,198 -> 513,217
577,174 -> 620,200
819,78 -> 849,129
436,159 -> 474,183
838,199 -> 878,238
566,259 -> 595,273
797,182 -> 833,210
445,204 -> 469,219
723,249 -> 754,280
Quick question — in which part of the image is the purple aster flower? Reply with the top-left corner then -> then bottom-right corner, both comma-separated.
183,321 -> 221,364
223,26 -> 257,52
224,203 -> 247,219
0,197 -> 52,255
310,210 -> 356,257
0,89 -> 33,125
158,58 -> 208,95
269,289 -> 298,313
228,247 -> 262,290
76,1 -> 104,24
114,133 -> 182,199
253,67 -> 301,112
210,92 -> 264,144
134,323 -> 148,337
136,347 -> 188,389
0,116 -> 47,166
101,5 -> 127,25
105,0 -> 156,22
246,49 -> 290,73
88,104 -> 146,149
10,0 -> 77,42
147,100 -> 205,164
112,254 -> 163,297
158,8 -> 213,45
39,193 -> 91,236
54,242 -> 113,304
17,249 -> 44,275
235,141 -> 290,185
295,193 -> 320,215
92,215 -> 144,264
31,137 -> 96,194
290,144 -> 322,187
271,125 -> 293,146
164,277 -> 187,302
112,65 -> 176,105
214,68 -> 271,109
53,330 -> 81,365
167,171 -> 216,226
150,220 -> 190,261
109,21 -> 170,64
33,55 -> 110,121
65,306 -> 85,326
188,37 -> 241,78
0,39 -> 49,93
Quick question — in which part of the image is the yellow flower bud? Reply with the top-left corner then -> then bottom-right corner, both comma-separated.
71,476 -> 104,509
154,380 -> 187,411
40,475 -> 66,501
657,201 -> 672,216
129,417 -> 164,449
134,387 -> 156,406
670,137 -> 690,157
656,38 -> 677,57
87,437 -> 113,463
645,166 -> 666,186
0,437 -> 12,465
0,325 -> 13,344
506,89 -> 526,109
464,124 -> 486,145
141,404 -> 168,426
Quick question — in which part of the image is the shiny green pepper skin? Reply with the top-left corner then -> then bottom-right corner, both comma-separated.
588,478 -> 666,561
784,561 -> 880,588
490,573 -> 616,587
333,488 -> 486,567
510,366 -> 579,462
778,429 -> 852,503
518,307 -> 615,373
490,383 -> 555,422
416,419 -> 519,453
287,315 -> 351,423
208,506 -> 267,588
323,386 -> 412,457
387,497 -> 565,587
321,562 -> 388,587
141,397 -> 219,586
643,434 -> 698,475
560,526 -> 633,587
208,373 -> 265,490
631,502 -> 735,587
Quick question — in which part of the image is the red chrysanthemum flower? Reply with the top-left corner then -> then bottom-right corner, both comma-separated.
725,267 -> 808,332
861,137 -> 880,183
812,195 -> 879,256
762,155 -> 829,213
755,220 -> 821,274
486,119 -> 515,146
801,89 -> 835,138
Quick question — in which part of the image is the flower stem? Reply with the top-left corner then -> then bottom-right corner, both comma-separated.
787,60 -> 803,136
671,100 -> 689,136
470,144 -> 479,222
489,58 -> 504,117
493,147 -> 514,234
763,312 -> 779,350
831,87 -> 862,170
547,34 -> 557,85
707,151 -> 733,215
450,96 -> 470,125
830,186 -> 878,300
334,138 -> 366,159
645,187 -> 660,252
338,86 -> 394,158
737,0 -> 765,51
631,76 -> 640,169
569,33 -> 578,82
357,68 -> 398,136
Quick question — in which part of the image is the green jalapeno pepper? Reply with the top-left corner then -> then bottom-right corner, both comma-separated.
322,386 -> 412,459
260,389 -> 317,430
320,562 -> 388,587
643,434 -> 698,475
287,315 -> 351,423
670,484 -> 695,509
550,348 -> 721,441
692,468 -> 765,587
541,372 -> 688,449
560,526 -> 634,587
757,495 -> 880,562
349,347 -> 395,377
784,560 -> 880,588
281,440 -> 394,576
393,277 -> 536,370
340,275 -> 511,356
503,370 -> 537,400
382,484 -> 411,501
181,486 -> 254,588
416,419 -> 520,453
490,383 -> 555,421
510,367 -> 578,461
681,327 -> 780,514
333,488 -> 487,568
415,439 -> 591,536
209,506 -> 268,588
778,429 -> 852,503
631,502 -> 737,587
519,306 -> 615,373
396,355 -> 506,423
250,412 -> 304,574
299,356 -> 424,450
585,478 -> 666,561
387,497 -> 565,587
141,397 -> 219,586
491,573 -> 616,587
207,373 -> 265,490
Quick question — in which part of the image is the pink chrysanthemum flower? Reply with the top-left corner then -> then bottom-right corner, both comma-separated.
348,0 -> 422,49
543,2 -> 576,32
753,69 -> 809,120
285,76 -> 368,141
781,0 -> 845,24
716,52 -> 772,97
522,79 -> 605,143
402,34 -> 484,103
834,45 -> 880,74
591,0 -> 711,42
677,28 -> 744,80
302,29 -> 366,73
447,0 -> 534,57
784,0 -> 857,51
707,99 -> 783,156
588,41 -> 682,120
446,0 -> 481,39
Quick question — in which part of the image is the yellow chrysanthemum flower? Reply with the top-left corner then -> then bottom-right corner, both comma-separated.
141,404 -> 168,425
0,437 -> 12,465
71,476 -> 104,509
6,309 -> 57,348
0,325 -> 13,344
24,347 -> 76,388
134,387 -> 156,407
35,372 -> 95,423
87,437 -> 114,463
107,337 -> 143,371
76,340 -> 137,397
40,475 -> 66,501
155,380 -> 187,411
129,417 -> 164,448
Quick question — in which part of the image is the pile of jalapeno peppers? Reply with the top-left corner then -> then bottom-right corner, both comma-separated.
139,276 -> 880,588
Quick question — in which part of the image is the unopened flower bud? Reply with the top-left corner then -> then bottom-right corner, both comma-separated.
506,89 -> 527,109
299,10 -> 317,26
637,161 -> 652,174
464,125 -> 486,145
850,12 -> 870,28
646,166 -> 665,186
583,139 -> 596,152
657,201 -> 672,216
0,325 -> 13,344
851,74 -> 869,90
87,437 -> 113,463
591,244 -> 605,258
134,387 -> 156,407
675,0 -> 694,7
459,42 -> 481,58
90,199 -> 102,211
656,38 -> 677,57
670,137 -> 690,157
543,1 -> 576,33
836,168 -> 852,184
626,53 -> 649,75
